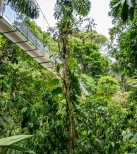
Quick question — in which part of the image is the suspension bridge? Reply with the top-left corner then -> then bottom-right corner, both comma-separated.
0,0 -> 61,71
0,0 -> 89,95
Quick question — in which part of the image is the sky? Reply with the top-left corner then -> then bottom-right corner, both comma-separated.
37,0 -> 113,38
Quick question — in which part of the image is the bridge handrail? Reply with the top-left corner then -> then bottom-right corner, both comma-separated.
0,1 -> 51,60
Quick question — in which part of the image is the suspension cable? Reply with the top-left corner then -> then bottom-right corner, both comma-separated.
34,0 -> 51,28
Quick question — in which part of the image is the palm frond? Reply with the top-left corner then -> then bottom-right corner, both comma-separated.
111,0 -> 136,21
6,0 -> 39,19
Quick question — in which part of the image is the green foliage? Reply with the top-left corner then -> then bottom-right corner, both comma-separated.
110,0 -> 136,21
73,30 -> 108,48
97,76 -> 120,97
69,72 -> 81,97
54,0 -> 91,20
6,0 -> 39,18
128,89 -> 137,103
0,135 -> 35,153
74,95 -> 127,153
70,41 -> 107,77
0,135 -> 33,147
80,74 -> 96,94
0,33 -> 67,153
109,17 -> 137,76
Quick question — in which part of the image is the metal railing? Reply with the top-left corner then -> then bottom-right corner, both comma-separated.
0,0 -> 51,59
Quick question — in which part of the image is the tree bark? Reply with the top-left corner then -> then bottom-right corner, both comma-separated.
62,37 -> 74,154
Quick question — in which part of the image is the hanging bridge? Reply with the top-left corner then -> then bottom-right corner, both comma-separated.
0,0 -> 61,71
0,0 -> 89,95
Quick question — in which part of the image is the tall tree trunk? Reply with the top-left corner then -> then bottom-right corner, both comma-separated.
62,37 -> 74,154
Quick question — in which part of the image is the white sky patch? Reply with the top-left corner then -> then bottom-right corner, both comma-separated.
37,0 -> 56,29
37,0 -> 113,38
89,0 -> 113,38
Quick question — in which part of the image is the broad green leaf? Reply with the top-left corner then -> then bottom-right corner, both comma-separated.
0,135 -> 33,147
0,75 -> 4,78
70,73 -> 81,96
121,0 -> 126,4
130,147 -> 137,153
123,132 -> 133,141
133,133 -> 137,143
51,87 -> 62,95
121,1 -> 128,21
113,1 -> 121,9
94,138 -> 103,147
112,1 -> 121,17
3,76 -> 11,89
126,0 -> 134,7
21,107 -> 28,113
7,0 -> 39,19
68,58 -> 76,70
47,78 -> 60,88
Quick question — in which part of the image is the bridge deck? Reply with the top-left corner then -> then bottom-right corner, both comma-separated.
0,1 -> 60,70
